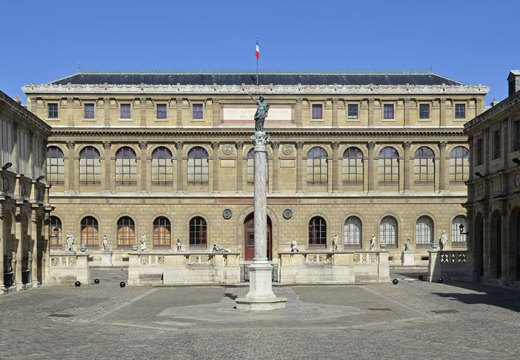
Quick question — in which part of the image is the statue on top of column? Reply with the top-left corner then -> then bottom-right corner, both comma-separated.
250,94 -> 270,132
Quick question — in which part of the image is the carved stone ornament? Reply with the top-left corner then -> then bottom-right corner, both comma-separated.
282,209 -> 293,220
251,131 -> 270,151
222,208 -> 233,220
139,141 -> 148,150
222,144 -> 233,155
282,144 -> 293,156
103,141 -> 111,149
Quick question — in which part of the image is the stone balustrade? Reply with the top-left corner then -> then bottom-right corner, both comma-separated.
48,252 -> 90,284
127,251 -> 241,286
428,250 -> 473,282
277,250 -> 389,284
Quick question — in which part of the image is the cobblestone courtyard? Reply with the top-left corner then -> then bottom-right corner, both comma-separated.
0,270 -> 519,359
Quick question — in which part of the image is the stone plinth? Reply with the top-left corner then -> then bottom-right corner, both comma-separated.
401,251 -> 415,266
48,252 -> 90,284
100,252 -> 113,266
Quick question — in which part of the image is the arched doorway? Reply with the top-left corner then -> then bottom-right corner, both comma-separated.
244,213 -> 272,261
490,211 -> 502,279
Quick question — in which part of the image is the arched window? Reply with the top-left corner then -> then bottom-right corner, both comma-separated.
187,147 -> 209,184
343,147 -> 363,183
117,216 -> 135,246
380,216 -> 398,246
449,146 -> 469,182
309,216 -> 327,247
79,146 -> 101,185
81,216 -> 99,246
344,216 -> 362,246
414,147 -> 435,183
189,216 -> 207,247
115,147 -> 137,185
49,216 -> 62,246
247,149 -> 255,183
153,216 -> 171,246
46,146 -> 64,185
416,216 -> 433,245
452,215 -> 467,244
151,147 -> 173,185
378,147 -> 399,184
307,147 -> 328,184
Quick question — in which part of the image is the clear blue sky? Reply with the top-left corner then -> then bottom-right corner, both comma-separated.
1,0 -> 518,104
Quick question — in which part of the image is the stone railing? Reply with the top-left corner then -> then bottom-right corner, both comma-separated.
48,252 -> 90,284
277,251 -> 389,284
428,250 -> 473,282
127,251 -> 240,286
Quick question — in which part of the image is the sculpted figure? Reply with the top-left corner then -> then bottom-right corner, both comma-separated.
176,239 -> 182,251
331,234 -> 339,252
440,230 -> 448,250
102,234 -> 109,251
66,233 -> 75,252
250,94 -> 270,132
290,240 -> 299,252
369,234 -> 376,251
140,233 -> 148,252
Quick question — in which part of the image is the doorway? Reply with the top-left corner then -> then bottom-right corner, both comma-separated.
244,213 -> 272,261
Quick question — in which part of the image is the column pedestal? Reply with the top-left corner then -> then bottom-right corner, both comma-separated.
235,262 -> 286,310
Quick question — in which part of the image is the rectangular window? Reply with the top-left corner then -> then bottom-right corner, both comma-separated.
120,104 -> 131,119
48,103 -> 59,118
383,104 -> 394,119
476,138 -> 483,166
514,120 -> 520,151
419,104 -> 430,119
455,104 -> 466,119
156,104 -> 167,119
493,130 -> 501,159
192,104 -> 203,119
312,104 -> 323,119
347,104 -> 358,119
84,103 -> 95,119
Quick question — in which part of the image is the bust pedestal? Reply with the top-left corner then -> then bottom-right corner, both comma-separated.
402,251 -> 415,266
100,251 -> 113,266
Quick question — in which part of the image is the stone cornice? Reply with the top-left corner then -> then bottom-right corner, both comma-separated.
23,83 -> 489,96
465,90 -> 520,132
0,91 -> 52,135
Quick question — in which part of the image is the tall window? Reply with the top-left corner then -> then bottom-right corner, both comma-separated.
306,147 -> 328,184
84,103 -> 95,119
49,216 -> 62,246
419,104 -> 430,119
451,215 -> 467,244
378,147 -> 399,184
475,139 -> 483,166
343,147 -> 363,183
47,103 -> 59,118
189,216 -> 207,247
81,216 -> 98,246
247,149 -> 255,183
312,104 -> 323,119
153,217 -> 171,246
514,120 -> 520,151
79,146 -> 101,185
347,104 -> 358,119
309,216 -> 327,247
493,130 -> 501,160
414,146 -> 434,183
187,147 -> 209,184
151,147 -> 173,185
120,104 -> 131,119
344,216 -> 362,246
192,104 -> 203,119
115,147 -> 137,185
156,104 -> 167,119
46,146 -> 65,185
416,216 -> 433,245
117,216 -> 135,246
449,146 -> 469,182
383,104 -> 394,119
380,216 -> 398,246
455,104 -> 466,119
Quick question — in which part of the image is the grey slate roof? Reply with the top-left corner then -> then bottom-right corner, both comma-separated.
49,72 -> 464,86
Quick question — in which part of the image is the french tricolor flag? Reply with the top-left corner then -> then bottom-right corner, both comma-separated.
255,40 -> 260,59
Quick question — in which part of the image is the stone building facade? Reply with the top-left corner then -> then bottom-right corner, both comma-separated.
23,72 -> 488,267
0,91 -> 53,291
465,71 -> 520,286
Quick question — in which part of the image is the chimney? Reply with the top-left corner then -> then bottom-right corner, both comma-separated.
508,70 -> 520,96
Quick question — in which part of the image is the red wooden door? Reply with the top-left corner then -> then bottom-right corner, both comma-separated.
244,214 -> 272,261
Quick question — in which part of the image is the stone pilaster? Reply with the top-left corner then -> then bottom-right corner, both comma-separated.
296,141 -> 304,193
66,141 -> 75,192
331,142 -> 340,193
14,208 -> 23,289
30,210 -> 38,285
271,142 -> 280,193
176,141 -> 184,193
212,98 -> 220,126
403,141 -> 411,193
439,141 -> 447,192
367,142 -> 376,192
212,142 -> 219,193
295,98 -> 302,127
368,98 -> 375,127
139,141 -> 148,192
403,98 -> 410,127
103,97 -> 111,127
0,204 -> 4,291
439,97 -> 446,127
332,98 -> 339,127
235,142 -> 244,193
103,141 -> 112,192
176,99 -> 183,127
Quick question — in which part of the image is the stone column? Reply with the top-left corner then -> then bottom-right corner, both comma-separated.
331,142 -> 340,193
66,141 -> 75,192
43,207 -> 52,285
14,209 -> 23,289
367,142 -> 376,192
139,141 -> 148,192
212,142 -> 219,193
30,210 -> 38,286
438,141 -> 447,192
103,141 -> 112,192
0,204 -> 4,291
403,141 -> 411,193
296,141 -> 304,193
271,142 -> 280,193
235,141 -> 244,193
176,141 -> 184,193
235,132 -> 286,311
